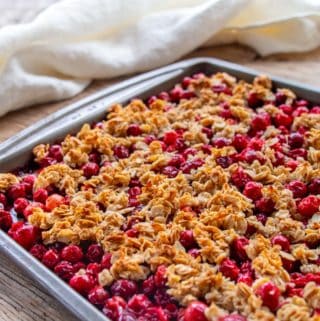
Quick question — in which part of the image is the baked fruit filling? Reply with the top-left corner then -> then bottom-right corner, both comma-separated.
1,72 -> 320,321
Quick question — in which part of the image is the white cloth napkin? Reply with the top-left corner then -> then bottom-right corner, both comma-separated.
0,0 -> 319,117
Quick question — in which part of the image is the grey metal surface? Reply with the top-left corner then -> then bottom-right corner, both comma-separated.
0,57 -> 319,321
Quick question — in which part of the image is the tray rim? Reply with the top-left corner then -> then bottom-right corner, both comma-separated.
1,56 -> 320,321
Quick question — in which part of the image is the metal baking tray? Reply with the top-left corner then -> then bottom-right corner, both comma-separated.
0,57 -> 320,321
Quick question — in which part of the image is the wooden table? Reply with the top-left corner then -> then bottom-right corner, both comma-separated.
0,45 -> 320,320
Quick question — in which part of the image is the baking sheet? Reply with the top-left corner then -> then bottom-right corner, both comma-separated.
0,57 -> 320,321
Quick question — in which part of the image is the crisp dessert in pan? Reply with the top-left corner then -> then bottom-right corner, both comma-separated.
0,72 -> 320,321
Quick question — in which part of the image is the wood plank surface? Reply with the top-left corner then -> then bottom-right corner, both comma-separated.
0,3 -> 320,321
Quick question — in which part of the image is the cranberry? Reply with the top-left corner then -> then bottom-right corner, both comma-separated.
61,245 -> 83,263
293,106 -> 308,117
42,249 -> 60,269
48,145 -> 63,162
275,92 -> 287,105
288,132 -> 304,149
251,113 -> 271,132
158,91 -> 170,101
154,265 -> 167,287
184,301 -> 207,321
271,235 -> 290,252
45,194 -> 65,211
181,158 -> 204,174
88,152 -> 101,164
310,106 -> 320,114
287,160 -> 298,171
8,183 -> 26,200
73,262 -> 86,272
88,286 -> 109,306
237,273 -> 253,286
188,248 -> 201,258
297,195 -> 320,218
113,145 -> 130,159
143,307 -> 169,321
219,258 -> 239,281
308,178 -> 320,195
255,197 -> 275,215
13,198 -> 29,215
127,124 -> 142,136
180,230 -> 197,250
101,253 -> 112,269
23,202 -> 43,219
0,193 -> 7,206
22,175 -> 35,193
110,279 -> 138,299
86,244 -> 103,263
144,135 -> 156,144
163,131 -> 179,146
256,281 -> 280,311
231,168 -> 251,190
128,294 -> 152,313
286,180 -> 307,198
273,151 -> 285,166
29,243 -> 47,260
212,84 -> 232,95
232,237 -> 249,261
69,274 -> 95,295
82,162 -> 99,178
54,261 -> 75,280
233,134 -> 249,152
256,213 -> 268,225
216,156 -> 232,168
202,127 -> 213,139
168,154 -> 185,167
33,188 -> 48,203
128,187 -> 141,197
182,77 -> 193,88
39,156 -> 56,168
212,137 -> 231,148
218,314 -> 247,321
243,181 -> 263,201
279,104 -> 293,115
103,296 -> 126,320
182,148 -> 197,159
162,166 -> 179,178
148,96 -> 158,106
282,257 -> 294,272
125,228 -> 139,237
8,222 -> 39,249
142,275 -> 156,296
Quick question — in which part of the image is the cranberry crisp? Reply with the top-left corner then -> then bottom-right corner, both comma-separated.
1,72 -> 320,321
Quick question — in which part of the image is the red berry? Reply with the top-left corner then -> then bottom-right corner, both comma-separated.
251,113 -> 271,132
127,124 -> 142,136
271,235 -> 290,252
184,301 -> 207,321
23,202 -> 43,219
256,281 -> 280,311
13,198 -> 29,215
101,253 -> 112,269
293,106 -> 308,117
201,127 -> 213,139
155,265 -> 167,287
127,294 -> 152,313
286,180 -> 307,198
54,261 -> 75,280
110,279 -> 137,300
275,92 -> 287,105
69,274 -> 95,295
219,258 -> 239,281
243,181 -> 263,201
247,137 -> 264,151
82,162 -> 99,178
233,134 -> 249,152
163,131 -> 179,145
9,223 -> 39,249
308,178 -> 320,195
103,296 -> 126,320
86,263 -> 102,277
288,148 -> 307,160
168,154 -> 185,168
113,145 -> 130,159
274,113 -> 293,128
182,148 -> 197,159
216,156 -> 232,169
22,175 -> 35,193
255,197 -> 275,215
73,262 -> 86,272
0,193 -> 7,206
33,188 -> 48,203
232,237 -> 249,261
212,137 -> 231,148
162,166 -> 179,178
29,243 -> 47,260
45,194 -> 65,211
279,104 -> 293,115
218,314 -> 247,321
288,132 -> 304,149
297,195 -> 320,218
180,230 -> 197,250
231,168 -> 251,190
8,183 -> 26,200
48,145 -> 63,162
143,307 -> 169,321
158,91 -> 170,101
88,286 -> 109,306
181,159 -> 204,174
237,273 -> 253,286
142,276 -> 156,296
0,209 -> 12,231
61,245 -> 83,263
86,244 -> 103,263
42,249 -> 60,269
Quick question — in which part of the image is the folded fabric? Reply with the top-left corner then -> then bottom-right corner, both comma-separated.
0,0 -> 319,116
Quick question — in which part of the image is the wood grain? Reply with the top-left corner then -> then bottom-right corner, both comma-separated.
0,33 -> 320,321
